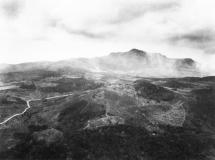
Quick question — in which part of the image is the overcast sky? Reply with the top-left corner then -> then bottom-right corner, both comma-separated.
0,0 -> 215,71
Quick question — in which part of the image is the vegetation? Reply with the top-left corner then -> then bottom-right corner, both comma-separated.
40,78 -> 103,93
134,80 -> 175,101
0,125 -> 213,160
0,71 -> 215,160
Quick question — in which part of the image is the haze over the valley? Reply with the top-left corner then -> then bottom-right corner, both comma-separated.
1,1 -> 215,159
0,0 -> 215,75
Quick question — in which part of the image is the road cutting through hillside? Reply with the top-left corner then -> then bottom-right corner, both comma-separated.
0,93 -> 74,126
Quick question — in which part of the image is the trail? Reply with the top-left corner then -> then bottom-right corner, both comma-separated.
0,93 -> 73,126
0,100 -> 31,125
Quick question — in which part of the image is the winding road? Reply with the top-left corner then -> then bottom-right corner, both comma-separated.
0,93 -> 74,126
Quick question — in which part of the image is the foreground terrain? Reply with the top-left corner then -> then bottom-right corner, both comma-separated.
0,69 -> 215,160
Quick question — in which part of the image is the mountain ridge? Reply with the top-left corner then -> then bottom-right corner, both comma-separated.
0,49 -> 201,77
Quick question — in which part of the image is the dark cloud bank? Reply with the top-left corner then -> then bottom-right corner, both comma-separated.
1,0 -> 23,18
169,29 -> 215,54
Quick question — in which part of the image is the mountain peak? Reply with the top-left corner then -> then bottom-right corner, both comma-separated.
109,49 -> 147,57
129,48 -> 146,54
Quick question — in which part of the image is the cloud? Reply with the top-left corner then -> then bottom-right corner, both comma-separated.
169,29 -> 215,54
60,26 -> 110,39
0,0 -> 214,74
109,1 -> 179,24
48,19 -> 113,39
1,0 -> 23,18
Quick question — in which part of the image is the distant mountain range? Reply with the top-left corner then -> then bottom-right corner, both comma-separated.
0,49 -> 201,77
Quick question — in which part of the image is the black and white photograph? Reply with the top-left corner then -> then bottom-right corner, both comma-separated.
0,0 -> 215,159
